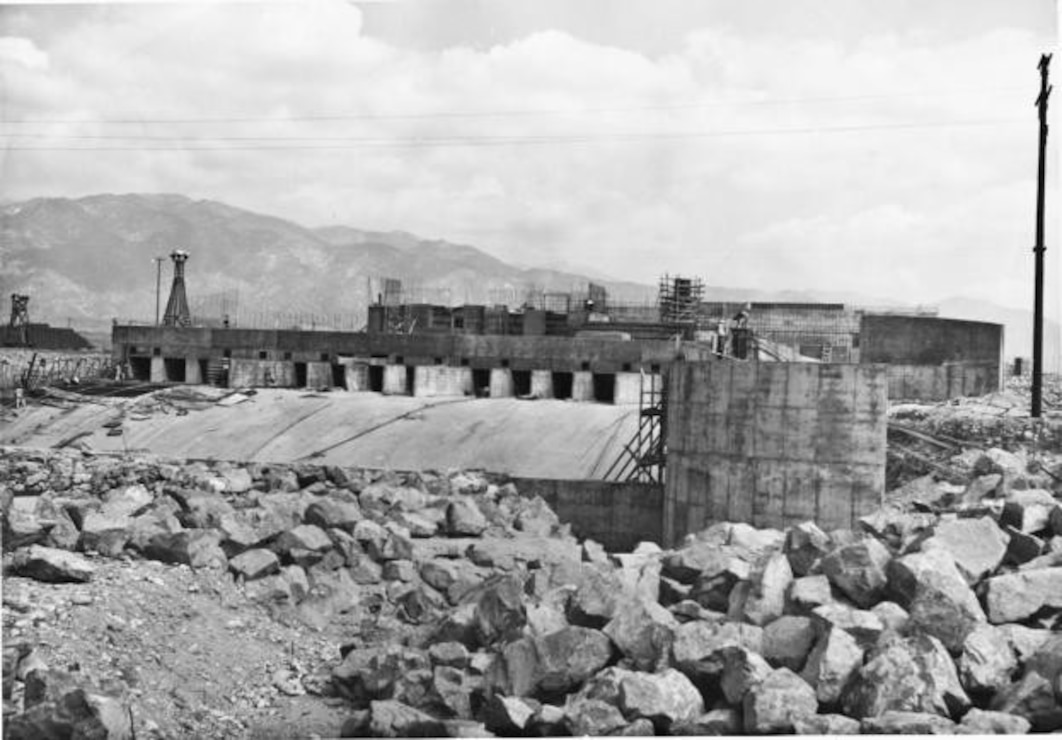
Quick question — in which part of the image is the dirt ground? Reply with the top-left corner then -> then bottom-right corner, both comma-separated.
3,554 -> 358,738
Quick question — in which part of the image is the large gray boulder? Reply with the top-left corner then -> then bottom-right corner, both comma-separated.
982,567 -> 1062,623
801,625 -> 864,706
720,647 -> 773,705
735,552 -> 792,626
921,517 -> 1010,584
784,521 -> 832,577
671,620 -> 764,684
9,545 -> 95,583
958,624 -> 1018,698
534,625 -> 613,696
843,633 -> 970,720
602,597 -> 676,672
887,548 -> 986,653
762,615 -> 816,672
860,710 -> 957,734
821,537 -> 892,608
742,667 -> 819,734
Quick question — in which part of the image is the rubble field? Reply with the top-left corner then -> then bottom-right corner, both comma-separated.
2,379 -> 1062,737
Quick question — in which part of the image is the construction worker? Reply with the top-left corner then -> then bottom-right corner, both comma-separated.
14,386 -> 25,410
715,319 -> 729,357
733,302 -> 752,329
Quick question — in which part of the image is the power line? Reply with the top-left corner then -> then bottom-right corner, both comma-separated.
0,116 -> 1025,151
0,87 -> 1027,126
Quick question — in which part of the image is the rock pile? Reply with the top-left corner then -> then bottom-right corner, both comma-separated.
3,444 -> 1062,735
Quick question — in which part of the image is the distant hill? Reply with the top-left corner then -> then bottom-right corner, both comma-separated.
0,194 -> 1051,367
0,193 -> 651,331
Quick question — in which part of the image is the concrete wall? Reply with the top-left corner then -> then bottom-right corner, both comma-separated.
664,361 -> 886,543
886,362 -> 1000,401
514,478 -> 664,552
413,366 -> 472,397
113,325 -> 685,374
860,315 -> 1003,364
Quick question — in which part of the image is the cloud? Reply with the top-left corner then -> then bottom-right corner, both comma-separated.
0,36 -> 49,70
0,1 -> 1055,311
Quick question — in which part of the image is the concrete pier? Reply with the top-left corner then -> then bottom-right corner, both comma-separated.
530,370 -> 553,399
571,371 -> 594,402
489,368 -> 514,398
382,365 -> 409,395
414,366 -> 472,397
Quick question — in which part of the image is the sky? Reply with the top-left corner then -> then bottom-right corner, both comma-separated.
0,0 -> 1058,310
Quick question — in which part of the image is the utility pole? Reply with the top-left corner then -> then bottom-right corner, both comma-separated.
1032,53 -> 1052,418
152,256 -> 165,325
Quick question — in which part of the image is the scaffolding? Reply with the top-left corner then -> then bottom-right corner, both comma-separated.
658,274 -> 704,327
603,369 -> 667,484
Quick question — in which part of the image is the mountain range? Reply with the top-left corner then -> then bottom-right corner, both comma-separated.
0,193 -> 1053,363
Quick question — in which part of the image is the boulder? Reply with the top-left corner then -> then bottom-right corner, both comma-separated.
395,511 -> 438,538
79,512 -> 131,557
429,642 -> 470,670
671,620 -> 764,683
176,491 -> 236,529
616,668 -> 704,731
1005,526 -> 1045,565
997,624 -> 1052,662
304,498 -> 362,532
9,545 -> 95,583
871,601 -> 910,633
792,713 -> 861,735
482,694 -> 536,734
784,521 -> 832,576
7,672 -> 132,740
99,484 -> 153,518
800,625 -> 864,706
364,699 -> 447,738
602,597 -> 676,672
446,499 -> 488,537
143,529 -> 227,569
685,548 -> 752,612
737,552 -> 792,626
366,531 -> 415,563
786,574 -> 835,615
513,496 -> 560,536
958,624 -> 1018,697
3,507 -> 49,551
960,472 -> 1001,502
983,568 -> 1062,623
228,548 -> 280,581
274,523 -> 333,554
762,615 -> 816,672
810,604 -> 885,651
332,646 -> 431,706
566,566 -> 621,627
957,708 -> 1031,735
922,517 -> 1010,584
860,710 -> 957,734
473,576 -> 526,646
671,708 -> 743,736
564,698 -> 630,736
1001,490 -> 1056,534
742,667 -> 819,734
720,647 -> 773,704
843,633 -> 970,720
887,548 -> 986,653
821,537 -> 892,608
535,626 -> 613,696
663,540 -> 748,585
990,672 -> 1062,732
